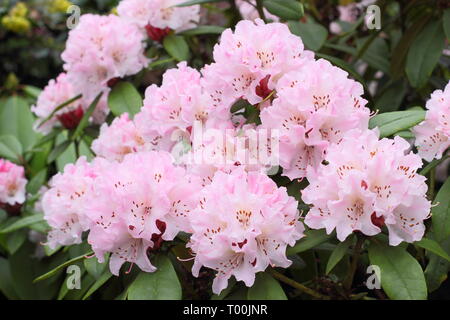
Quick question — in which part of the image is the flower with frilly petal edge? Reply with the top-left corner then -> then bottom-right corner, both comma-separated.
188,168 -> 304,294
302,129 -> 431,246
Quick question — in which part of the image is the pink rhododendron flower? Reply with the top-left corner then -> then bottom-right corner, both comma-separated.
236,0 -> 279,22
260,58 -> 370,180
84,151 -> 201,275
208,19 -> 310,105
135,62 -> 236,143
188,168 -> 304,294
302,129 -> 431,246
42,157 -> 103,248
413,82 -> 450,161
92,113 -> 150,162
0,159 -> 27,206
61,14 -> 148,104
117,0 -> 200,34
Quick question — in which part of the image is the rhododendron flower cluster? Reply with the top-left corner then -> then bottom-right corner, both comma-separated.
117,0 -> 200,41
61,14 -> 148,103
188,168 -> 304,294
92,113 -> 149,162
302,129 -> 431,246
42,157 -> 100,248
0,159 -> 27,206
413,82 -> 450,162
43,151 -> 202,274
205,19 -> 311,105
261,58 -> 370,180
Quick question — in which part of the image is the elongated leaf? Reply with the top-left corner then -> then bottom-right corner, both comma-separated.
82,270 -> 113,300
72,92 -> 103,140
247,273 -> 287,300
33,251 -> 93,283
406,20 -> 445,88
163,35 -> 190,62
288,20 -> 328,51
264,0 -> 304,21
178,25 -> 225,36
0,257 -> 19,299
432,177 -> 450,243
127,255 -> 181,300
0,214 -> 43,234
287,229 -> 332,255
415,238 -> 450,262
424,237 -> 450,292
47,140 -> 72,164
390,13 -> 431,79
0,135 -> 23,162
326,238 -> 352,274
84,255 -> 109,279
368,242 -> 427,300
26,169 -> 47,194
108,82 -> 142,117
369,110 -> 425,138
444,9 -> 450,40
0,96 -> 37,151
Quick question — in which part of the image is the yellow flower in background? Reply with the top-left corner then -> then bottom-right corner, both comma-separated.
1,15 -> 31,33
110,7 -> 118,15
10,2 -> 28,18
48,0 -> 73,13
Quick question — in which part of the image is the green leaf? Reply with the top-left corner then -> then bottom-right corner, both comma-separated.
326,237 -> 352,275
22,85 -> 42,99
54,131 -> 77,172
432,177 -> 450,243
287,229 -> 332,255
390,13 -> 431,79
264,0 -> 304,21
415,238 -> 450,262
6,229 -> 27,254
178,25 -> 225,36
0,135 -> 23,162
72,92 -> 103,140
127,255 -> 182,300
0,96 -> 37,152
82,270 -> 113,300
406,20 -> 446,88
176,0 -> 223,6
288,20 -> 328,51
47,140 -> 72,164
248,273 -> 287,300
0,214 -> 43,234
356,37 -> 390,74
369,110 -> 425,138
424,237 -> 450,292
247,272 -> 287,300
368,242 -> 427,300
163,35 -> 190,62
0,257 -> 19,299
108,82 -> 143,118
84,255 -> 109,280
33,251 -> 93,283
443,9 -> 450,40
26,169 -> 47,194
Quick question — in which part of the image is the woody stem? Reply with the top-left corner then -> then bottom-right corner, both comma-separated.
344,234 -> 365,292
268,268 -> 330,300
